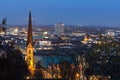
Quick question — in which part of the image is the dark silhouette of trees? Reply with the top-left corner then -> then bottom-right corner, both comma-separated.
0,18 -> 7,34
33,61 -> 44,79
0,48 -> 29,80
59,60 -> 76,80
85,39 -> 120,79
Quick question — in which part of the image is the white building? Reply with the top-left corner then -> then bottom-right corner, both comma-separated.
34,40 -> 52,50
106,30 -> 115,38
55,23 -> 64,33
115,31 -> 120,38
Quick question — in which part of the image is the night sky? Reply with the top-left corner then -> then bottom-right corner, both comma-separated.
0,0 -> 120,26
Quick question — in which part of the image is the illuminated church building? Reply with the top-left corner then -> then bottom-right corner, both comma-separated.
25,11 -> 35,74
81,34 -> 93,44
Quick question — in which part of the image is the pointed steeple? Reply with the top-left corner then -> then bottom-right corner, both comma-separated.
26,11 -> 35,75
27,11 -> 33,46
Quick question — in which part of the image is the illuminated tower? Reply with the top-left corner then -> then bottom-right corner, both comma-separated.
26,11 -> 34,74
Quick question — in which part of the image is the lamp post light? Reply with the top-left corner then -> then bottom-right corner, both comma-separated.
26,76 -> 30,80
76,53 -> 88,80
76,55 -> 81,80
76,72 -> 80,80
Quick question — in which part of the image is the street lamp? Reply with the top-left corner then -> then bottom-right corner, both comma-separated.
76,55 -> 81,80
76,72 -> 80,80
76,54 -> 88,80
26,76 -> 30,80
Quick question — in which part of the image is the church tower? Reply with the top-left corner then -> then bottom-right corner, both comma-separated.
26,11 -> 34,74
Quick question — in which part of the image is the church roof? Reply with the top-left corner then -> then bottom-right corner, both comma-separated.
27,11 -> 33,46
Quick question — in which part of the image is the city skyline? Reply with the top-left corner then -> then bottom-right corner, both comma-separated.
0,0 -> 120,26
1,2 -> 120,79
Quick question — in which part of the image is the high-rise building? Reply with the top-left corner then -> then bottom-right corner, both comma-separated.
106,30 -> 115,38
25,11 -> 35,74
54,22 -> 64,33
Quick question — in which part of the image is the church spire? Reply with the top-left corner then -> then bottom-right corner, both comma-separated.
26,11 -> 35,75
27,11 -> 33,46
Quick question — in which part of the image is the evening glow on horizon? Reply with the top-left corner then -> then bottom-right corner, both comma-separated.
0,0 -> 120,26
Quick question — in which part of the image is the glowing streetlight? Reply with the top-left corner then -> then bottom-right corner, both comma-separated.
76,72 -> 80,80
26,76 -> 30,80
76,73 -> 80,78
